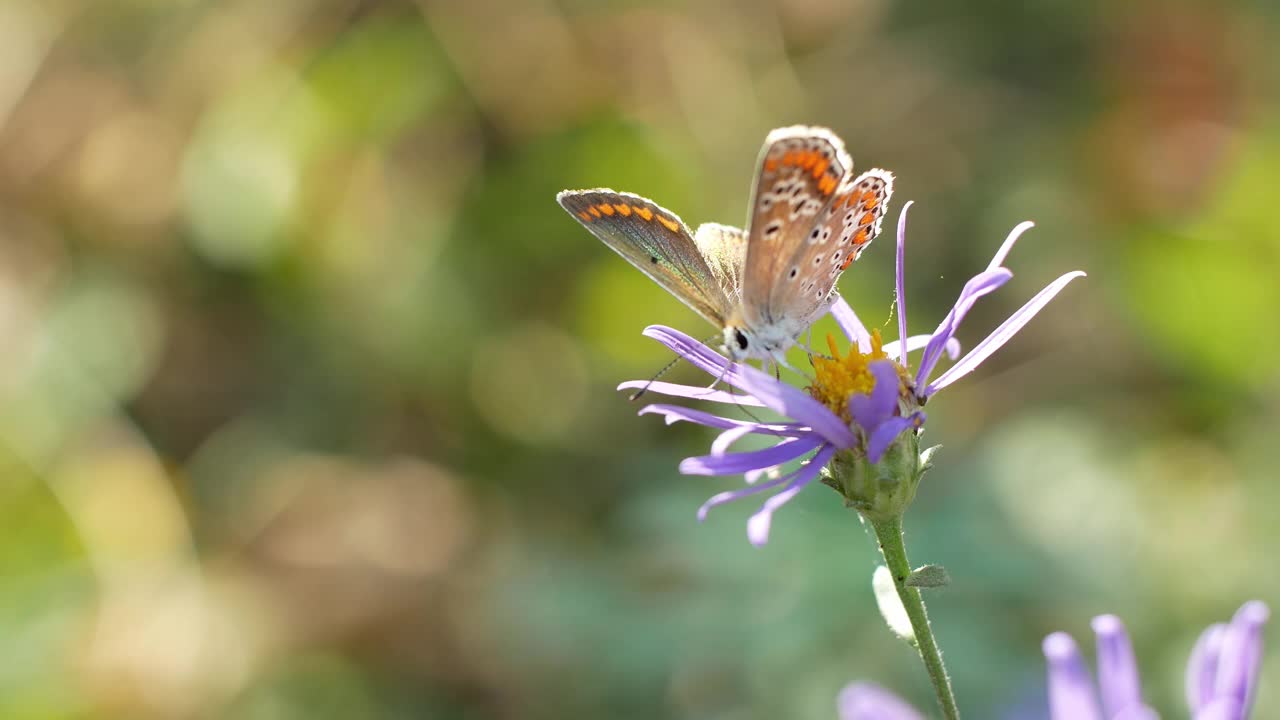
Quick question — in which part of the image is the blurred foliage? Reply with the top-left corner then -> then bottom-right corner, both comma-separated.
0,0 -> 1277,718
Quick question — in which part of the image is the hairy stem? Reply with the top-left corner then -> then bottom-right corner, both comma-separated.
870,515 -> 960,720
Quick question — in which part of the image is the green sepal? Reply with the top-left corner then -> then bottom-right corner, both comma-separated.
919,444 -> 941,472
824,431 -> 932,524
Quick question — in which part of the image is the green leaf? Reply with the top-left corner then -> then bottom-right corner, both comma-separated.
906,564 -> 951,588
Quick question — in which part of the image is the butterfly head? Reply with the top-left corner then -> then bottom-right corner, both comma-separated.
723,324 -> 756,362
722,321 -> 795,365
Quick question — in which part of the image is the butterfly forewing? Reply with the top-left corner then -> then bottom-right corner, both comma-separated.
557,189 -> 734,326
740,127 -> 852,328
768,168 -> 895,325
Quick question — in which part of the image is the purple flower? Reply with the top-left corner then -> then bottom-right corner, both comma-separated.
620,202 -> 1084,545
837,601 -> 1271,720
838,682 -> 925,720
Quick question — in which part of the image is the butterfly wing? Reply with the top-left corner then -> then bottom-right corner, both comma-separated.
769,168 -> 895,327
557,189 -> 735,327
693,223 -> 747,306
739,126 -> 852,330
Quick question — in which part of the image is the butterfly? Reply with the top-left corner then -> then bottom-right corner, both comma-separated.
557,126 -> 893,364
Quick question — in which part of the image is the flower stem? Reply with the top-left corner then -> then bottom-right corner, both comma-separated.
869,515 -> 960,720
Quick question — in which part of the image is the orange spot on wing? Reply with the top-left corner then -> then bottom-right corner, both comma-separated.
589,206 -> 602,218
765,158 -> 779,171
800,151 -> 818,170
818,175 -> 837,195
852,229 -> 869,246
656,215 -> 680,233
633,206 -> 653,221
577,210 -> 592,221
784,150 -> 799,166
862,195 -> 879,210
840,253 -> 857,270
860,212 -> 876,226
598,204 -> 615,216
811,158 -> 830,179
614,204 -> 632,216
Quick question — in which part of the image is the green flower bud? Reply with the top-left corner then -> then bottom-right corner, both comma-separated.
822,432 -> 936,524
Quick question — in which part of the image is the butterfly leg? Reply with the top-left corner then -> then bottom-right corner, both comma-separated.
708,359 -> 766,423
704,367 -> 726,392
767,350 -> 802,375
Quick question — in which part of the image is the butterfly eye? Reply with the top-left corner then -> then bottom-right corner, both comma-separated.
734,329 -> 749,351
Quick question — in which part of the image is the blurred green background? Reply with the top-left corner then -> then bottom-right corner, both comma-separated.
0,0 -> 1277,718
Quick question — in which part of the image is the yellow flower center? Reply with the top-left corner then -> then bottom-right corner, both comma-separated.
808,329 -> 908,423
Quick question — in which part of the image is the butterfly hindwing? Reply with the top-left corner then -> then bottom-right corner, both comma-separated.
557,189 -> 734,326
740,126 -> 852,329
693,222 -> 747,306
769,168 -> 895,326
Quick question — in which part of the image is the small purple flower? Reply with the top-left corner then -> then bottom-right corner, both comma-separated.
620,202 -> 1084,545
837,601 -> 1271,720
838,682 -> 925,720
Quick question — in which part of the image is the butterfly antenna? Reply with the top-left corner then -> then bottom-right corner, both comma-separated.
629,355 -> 682,402
629,332 -> 723,402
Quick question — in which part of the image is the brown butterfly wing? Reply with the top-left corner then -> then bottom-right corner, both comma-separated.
739,126 -> 852,330
557,189 -> 735,327
769,168 -> 895,327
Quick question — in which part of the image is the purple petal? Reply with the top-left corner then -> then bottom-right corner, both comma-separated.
696,458 -> 814,521
711,424 -> 758,455
837,682 -> 925,720
895,202 -> 912,366
1195,697 -> 1244,720
679,436 -> 823,476
883,334 -> 961,360
1212,601 -> 1269,716
847,361 -> 901,434
737,362 -> 857,449
745,445 -> 835,545
926,270 -> 1086,395
986,220 -> 1036,272
914,268 -> 1013,388
866,413 -> 921,465
1092,614 -> 1144,718
642,325 -> 751,389
830,295 -> 873,353
1043,632 -> 1103,720
638,404 -> 803,436
1114,706 -> 1160,720
1187,624 -> 1227,713
617,379 -> 765,407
